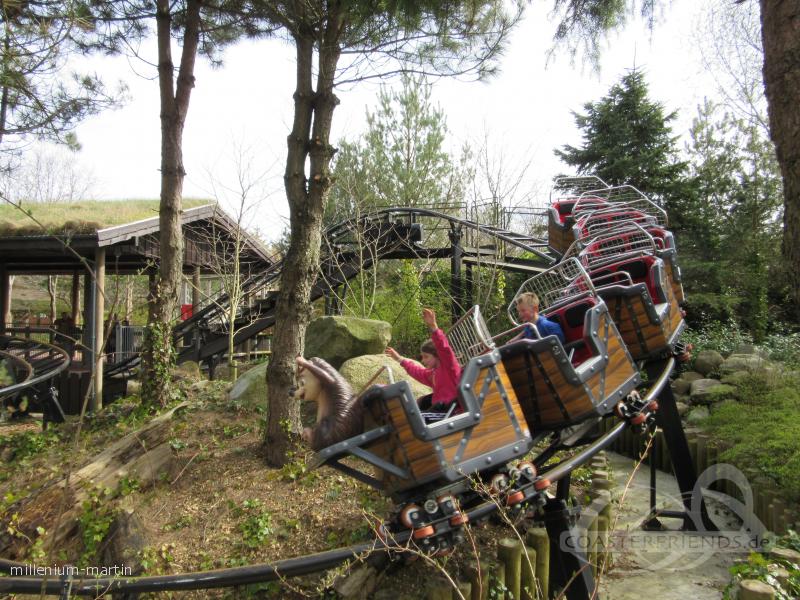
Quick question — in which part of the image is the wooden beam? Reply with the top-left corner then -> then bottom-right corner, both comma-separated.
70,271 -> 81,325
93,248 -> 106,411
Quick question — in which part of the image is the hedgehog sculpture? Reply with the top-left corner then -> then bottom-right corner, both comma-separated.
296,356 -> 364,451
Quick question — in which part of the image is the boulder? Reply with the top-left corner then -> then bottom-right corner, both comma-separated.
672,378 -> 692,395
720,370 -> 753,386
227,361 -> 267,405
689,378 -> 722,404
174,360 -> 202,381
340,354 -> 431,398
305,316 -> 391,369
719,354 -> 768,375
693,350 -> 724,376
685,406 -> 710,424
675,401 -> 690,417
703,383 -> 738,404
680,371 -> 705,383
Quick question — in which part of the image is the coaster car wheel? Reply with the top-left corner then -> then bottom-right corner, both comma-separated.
400,504 -> 420,529
490,473 -> 509,495
449,512 -> 469,527
412,525 -> 435,540
506,490 -> 525,506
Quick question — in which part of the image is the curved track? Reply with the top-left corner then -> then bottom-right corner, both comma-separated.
0,359 -> 673,597
108,207 -> 553,376
0,337 -> 71,404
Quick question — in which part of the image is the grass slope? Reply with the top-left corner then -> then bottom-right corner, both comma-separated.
0,199 -> 210,236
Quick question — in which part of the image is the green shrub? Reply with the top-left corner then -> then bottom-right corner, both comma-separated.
683,319 -> 752,358
704,372 -> 800,500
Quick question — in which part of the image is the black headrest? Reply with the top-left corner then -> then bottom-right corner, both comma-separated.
620,260 -> 649,281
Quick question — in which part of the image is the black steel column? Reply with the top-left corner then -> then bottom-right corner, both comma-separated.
449,224 -> 463,322
543,498 -> 596,600
464,262 -> 474,310
0,264 -> 9,334
648,358 -> 717,532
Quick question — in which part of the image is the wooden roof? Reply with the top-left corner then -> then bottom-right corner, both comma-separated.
0,202 -> 274,275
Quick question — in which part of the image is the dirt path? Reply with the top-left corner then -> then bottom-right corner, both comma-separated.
598,452 -> 747,600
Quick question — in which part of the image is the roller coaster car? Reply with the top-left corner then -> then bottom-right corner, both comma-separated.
499,259 -> 640,432
308,309 -> 534,503
547,195 -> 607,255
585,250 -> 684,361
546,176 -> 610,255
564,223 -> 685,305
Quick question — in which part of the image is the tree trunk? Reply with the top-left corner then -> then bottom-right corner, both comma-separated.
0,404 -> 184,559
760,0 -> 800,313
141,0 -> 201,406
264,8 -> 343,467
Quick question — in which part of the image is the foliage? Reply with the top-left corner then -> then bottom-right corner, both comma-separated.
549,0 -> 659,66
327,74 -> 469,223
0,1 -> 123,163
681,100 -> 785,339
141,320 -> 180,407
723,551 -> 800,600
702,372 -> 800,500
78,486 -> 117,566
555,69 -> 688,207
0,430 -> 60,463
681,320 -> 752,359
234,499 -> 274,549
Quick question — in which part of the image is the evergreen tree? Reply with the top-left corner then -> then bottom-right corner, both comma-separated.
554,69 -> 688,208
684,100 -> 784,338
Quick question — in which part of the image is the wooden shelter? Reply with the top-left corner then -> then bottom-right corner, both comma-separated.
0,200 -> 273,410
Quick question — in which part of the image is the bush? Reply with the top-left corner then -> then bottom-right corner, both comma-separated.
683,319 -> 752,358
703,372 -> 800,501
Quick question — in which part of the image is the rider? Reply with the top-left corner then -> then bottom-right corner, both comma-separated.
385,308 -> 462,414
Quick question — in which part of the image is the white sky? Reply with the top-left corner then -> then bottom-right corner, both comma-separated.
64,0 -> 712,243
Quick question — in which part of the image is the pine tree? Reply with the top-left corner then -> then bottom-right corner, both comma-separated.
554,69 -> 688,208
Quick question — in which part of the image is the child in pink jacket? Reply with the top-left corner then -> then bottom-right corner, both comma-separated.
385,308 -> 462,413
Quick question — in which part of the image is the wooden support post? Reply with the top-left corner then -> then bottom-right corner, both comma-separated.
520,546 -> 537,600
427,580 -> 453,600
93,247 -> 106,411
466,560 -> 490,600
498,538 -> 522,600
71,271 -> 81,325
191,266 -> 200,312
525,528 -> 549,600
0,264 -> 9,334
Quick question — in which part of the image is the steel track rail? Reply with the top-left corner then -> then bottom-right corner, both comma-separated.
0,359 -> 673,597
0,350 -> 34,399
0,339 -> 70,399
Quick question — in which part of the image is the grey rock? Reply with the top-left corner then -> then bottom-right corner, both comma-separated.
333,564 -> 378,600
693,350 -> 724,376
720,371 -> 752,386
305,316 -> 391,369
340,354 -> 431,398
719,354 -> 768,374
690,378 -> 722,402
681,371 -> 705,383
227,361 -> 267,403
703,384 -> 738,404
675,401 -> 690,417
672,378 -> 691,395
686,406 -> 710,424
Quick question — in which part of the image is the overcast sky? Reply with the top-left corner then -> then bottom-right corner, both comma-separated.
62,0 -> 713,242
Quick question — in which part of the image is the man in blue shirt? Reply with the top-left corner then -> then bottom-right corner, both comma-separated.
516,292 -> 566,343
